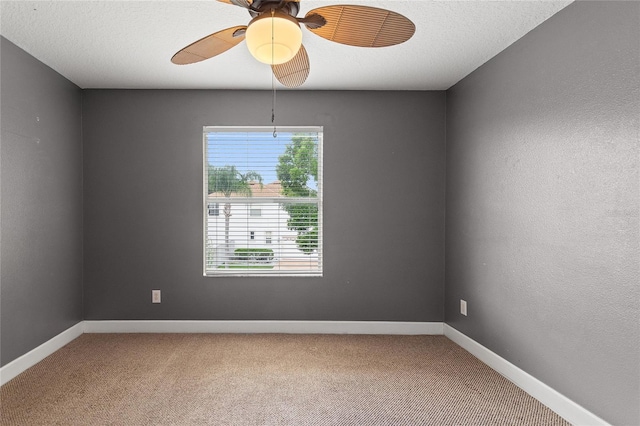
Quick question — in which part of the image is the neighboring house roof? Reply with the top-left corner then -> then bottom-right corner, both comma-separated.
208,181 -> 285,199
246,181 -> 284,198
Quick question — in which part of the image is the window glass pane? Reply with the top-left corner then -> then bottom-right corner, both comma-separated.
204,127 -> 322,276
208,203 -> 219,216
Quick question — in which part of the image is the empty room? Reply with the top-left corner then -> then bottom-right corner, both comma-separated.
1,1 -> 638,425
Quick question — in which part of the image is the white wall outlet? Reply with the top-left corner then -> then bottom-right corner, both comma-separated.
460,299 -> 467,316
152,289 -> 161,304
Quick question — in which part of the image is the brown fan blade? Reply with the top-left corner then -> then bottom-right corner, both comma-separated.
171,26 -> 247,65
271,44 -> 309,88
305,5 -> 415,48
216,0 -> 252,8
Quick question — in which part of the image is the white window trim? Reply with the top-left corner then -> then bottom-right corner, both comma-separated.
202,126 -> 323,277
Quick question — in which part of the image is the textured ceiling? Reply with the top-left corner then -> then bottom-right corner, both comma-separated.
0,0 -> 572,90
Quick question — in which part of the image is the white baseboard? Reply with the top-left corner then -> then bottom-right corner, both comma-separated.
443,324 -> 610,426
83,320 -> 444,335
0,322 -> 85,386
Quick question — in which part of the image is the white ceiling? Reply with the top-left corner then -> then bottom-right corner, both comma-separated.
0,0 -> 572,90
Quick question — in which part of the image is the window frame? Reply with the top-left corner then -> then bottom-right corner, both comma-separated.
203,126 -> 323,277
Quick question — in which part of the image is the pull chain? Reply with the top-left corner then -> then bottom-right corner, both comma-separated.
271,9 -> 277,138
272,74 -> 277,138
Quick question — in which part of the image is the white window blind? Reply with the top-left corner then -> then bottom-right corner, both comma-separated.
203,126 -> 323,276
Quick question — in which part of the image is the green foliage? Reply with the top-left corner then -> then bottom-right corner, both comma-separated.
276,135 -> 319,254
234,248 -> 274,261
234,248 -> 275,255
283,204 -> 317,231
276,135 -> 318,197
217,265 -> 274,269
283,203 -> 318,254
208,165 -> 262,197
294,226 -> 318,254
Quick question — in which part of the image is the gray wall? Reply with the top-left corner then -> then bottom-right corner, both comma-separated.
445,2 -> 639,425
0,37 -> 83,366
82,90 -> 446,321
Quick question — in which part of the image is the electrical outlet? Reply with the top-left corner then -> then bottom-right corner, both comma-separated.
460,299 -> 467,316
152,290 -> 161,304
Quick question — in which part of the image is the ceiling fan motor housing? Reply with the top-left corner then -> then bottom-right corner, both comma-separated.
248,0 -> 300,18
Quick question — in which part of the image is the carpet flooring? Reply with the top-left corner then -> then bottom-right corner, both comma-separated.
1,334 -> 569,425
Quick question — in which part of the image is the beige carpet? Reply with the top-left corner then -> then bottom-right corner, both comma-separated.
1,334 -> 569,425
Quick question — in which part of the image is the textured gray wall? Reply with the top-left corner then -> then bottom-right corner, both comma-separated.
82,90 -> 446,322
445,2 -> 639,425
0,37 -> 83,367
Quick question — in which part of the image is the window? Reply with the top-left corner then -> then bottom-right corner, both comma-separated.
204,126 -> 322,276
208,203 -> 219,216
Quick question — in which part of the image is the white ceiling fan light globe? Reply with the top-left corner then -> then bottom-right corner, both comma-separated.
245,11 -> 302,65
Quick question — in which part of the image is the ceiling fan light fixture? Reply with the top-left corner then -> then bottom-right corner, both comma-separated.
245,11 -> 302,65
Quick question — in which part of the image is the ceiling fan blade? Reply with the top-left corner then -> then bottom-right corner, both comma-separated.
271,44 -> 310,88
305,5 -> 415,48
216,0 -> 252,9
171,26 -> 247,65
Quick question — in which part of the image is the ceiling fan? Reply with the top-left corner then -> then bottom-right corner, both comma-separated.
171,0 -> 415,88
